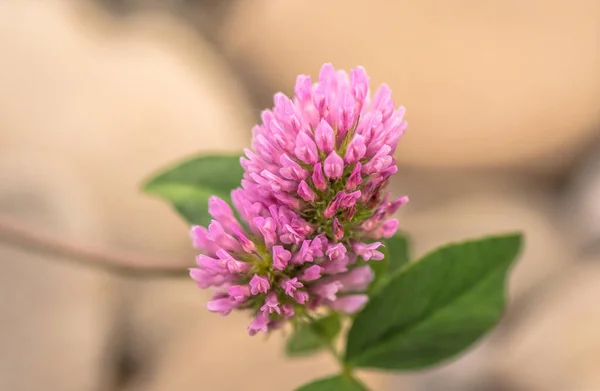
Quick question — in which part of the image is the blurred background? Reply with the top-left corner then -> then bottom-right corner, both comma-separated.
0,0 -> 599,390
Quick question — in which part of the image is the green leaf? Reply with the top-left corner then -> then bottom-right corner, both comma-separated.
385,232 -> 411,274
345,233 -> 523,370
295,374 -> 368,391
369,232 -> 411,293
142,154 -> 243,226
286,314 -> 341,357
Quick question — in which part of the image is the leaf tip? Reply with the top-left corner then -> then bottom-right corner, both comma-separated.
495,231 -> 525,255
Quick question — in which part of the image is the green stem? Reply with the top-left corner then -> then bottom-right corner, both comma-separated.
324,339 -> 355,379
342,362 -> 355,377
325,341 -> 343,364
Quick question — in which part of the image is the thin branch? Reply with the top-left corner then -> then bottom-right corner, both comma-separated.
0,214 -> 189,278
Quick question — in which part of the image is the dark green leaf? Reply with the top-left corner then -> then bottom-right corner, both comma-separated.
369,232 -> 411,293
286,314 -> 341,357
142,155 -> 243,226
295,374 -> 368,391
346,233 -> 523,370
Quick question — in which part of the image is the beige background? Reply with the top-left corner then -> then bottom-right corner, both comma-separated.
222,0 -> 600,173
0,1 -> 599,390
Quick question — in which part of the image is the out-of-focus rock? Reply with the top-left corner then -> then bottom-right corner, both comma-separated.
563,142 -> 600,252
0,154 -> 117,391
391,170 -> 574,302
497,259 -> 600,391
0,0 -> 253,261
220,0 -> 600,174
96,0 -> 235,42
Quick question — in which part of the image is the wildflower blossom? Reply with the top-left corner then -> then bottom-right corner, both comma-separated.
189,63 -> 408,335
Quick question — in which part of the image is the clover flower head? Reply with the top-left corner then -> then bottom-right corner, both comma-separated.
189,63 -> 408,335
